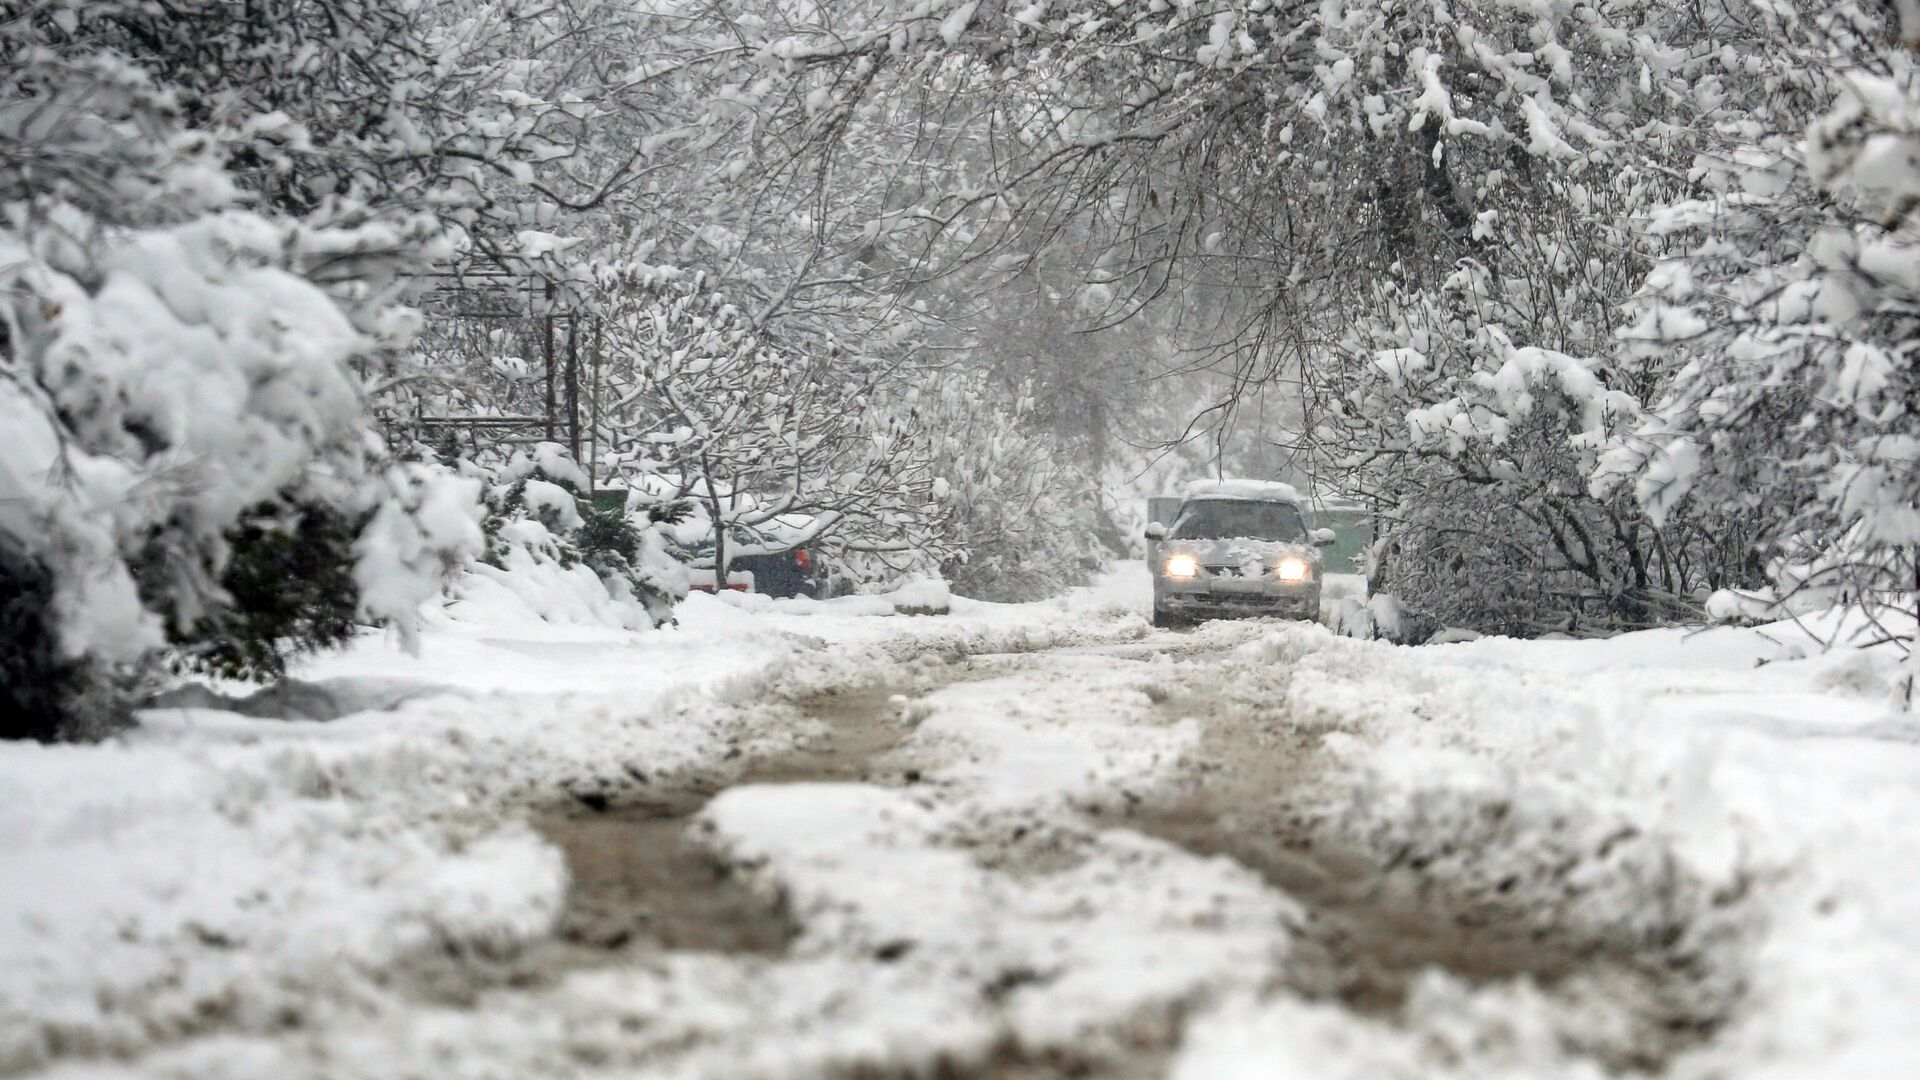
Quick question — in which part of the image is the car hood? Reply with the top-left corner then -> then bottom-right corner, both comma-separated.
1163,537 -> 1319,571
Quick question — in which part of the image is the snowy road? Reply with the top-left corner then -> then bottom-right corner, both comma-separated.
7,570 -> 1920,1077
536,634 -> 1705,1079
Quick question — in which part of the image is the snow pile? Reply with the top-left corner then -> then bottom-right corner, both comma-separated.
0,730 -> 562,1071
720,590 -> 891,616
888,578 -> 952,614
728,578 -> 954,618
685,563 -> 1155,658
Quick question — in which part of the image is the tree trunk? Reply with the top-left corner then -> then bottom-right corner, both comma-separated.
708,492 -> 727,591
702,445 -> 728,590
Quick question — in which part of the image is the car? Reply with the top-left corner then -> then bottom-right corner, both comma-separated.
1145,481 -> 1336,628
684,522 -> 831,599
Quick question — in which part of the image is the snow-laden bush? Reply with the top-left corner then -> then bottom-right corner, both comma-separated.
469,446 -> 685,629
0,13 -> 482,738
595,281 -> 952,587
1596,8 -> 1920,677
163,496 -> 367,682
1314,249 -> 1757,639
925,375 -> 1108,601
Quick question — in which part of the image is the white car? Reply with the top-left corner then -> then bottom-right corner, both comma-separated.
1145,481 -> 1334,628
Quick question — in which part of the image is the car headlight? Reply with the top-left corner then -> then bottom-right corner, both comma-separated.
1163,553 -> 1199,579
1275,557 -> 1310,583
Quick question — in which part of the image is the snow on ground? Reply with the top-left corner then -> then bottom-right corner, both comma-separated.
8,561 -> 1920,1078
693,653 -> 1294,1058
1169,615 -> 1920,1079
900,653 -> 1195,817
0,568 -> 1155,1075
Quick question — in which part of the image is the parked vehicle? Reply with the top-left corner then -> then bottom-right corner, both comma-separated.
1145,481 -> 1335,628
685,522 -> 831,599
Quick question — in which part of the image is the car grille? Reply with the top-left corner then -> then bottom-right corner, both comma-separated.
1205,564 -> 1263,578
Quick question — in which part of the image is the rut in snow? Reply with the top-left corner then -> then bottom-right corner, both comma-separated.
533,681 -> 931,963
532,636 -> 1733,1077
1125,674 -> 1726,1075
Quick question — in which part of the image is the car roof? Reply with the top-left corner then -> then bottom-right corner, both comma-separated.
1181,479 -> 1304,505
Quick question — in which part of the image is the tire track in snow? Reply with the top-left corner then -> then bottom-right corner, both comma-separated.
45,621 -> 1738,1079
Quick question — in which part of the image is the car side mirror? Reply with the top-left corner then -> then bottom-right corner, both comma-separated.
1311,528 -> 1337,547
1144,522 -> 1167,541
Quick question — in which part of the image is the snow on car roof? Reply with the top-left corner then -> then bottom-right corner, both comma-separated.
1181,479 -> 1304,504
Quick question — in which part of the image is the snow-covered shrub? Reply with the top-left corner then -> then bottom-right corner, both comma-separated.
597,282 -> 951,586
0,546 -> 117,742
925,375 -> 1108,601
163,497 -> 367,681
1315,248 -> 1752,638
0,6 -> 484,737
1598,6 -> 1920,671
473,446 -> 684,629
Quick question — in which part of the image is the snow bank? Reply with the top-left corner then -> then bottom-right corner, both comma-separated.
681,562 -> 1152,658
0,730 -> 562,1070
1175,617 -> 1920,1078
782,593 -> 899,617
0,614 -> 814,1071
713,578 -> 953,619
888,578 -> 952,614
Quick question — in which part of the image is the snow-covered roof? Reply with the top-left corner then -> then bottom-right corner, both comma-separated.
1181,479 -> 1303,504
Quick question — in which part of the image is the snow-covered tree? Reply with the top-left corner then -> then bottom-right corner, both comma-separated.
921,375 -> 1109,599
1599,4 -> 1920,662
596,281 -> 949,582
0,14 -> 483,736
678,0 -> 1920,636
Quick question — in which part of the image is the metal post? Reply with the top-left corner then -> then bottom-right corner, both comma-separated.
589,316 -> 603,492
542,310 -> 556,442
565,315 -> 582,463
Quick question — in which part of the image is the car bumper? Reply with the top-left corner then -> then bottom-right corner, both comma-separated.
1156,582 -> 1319,620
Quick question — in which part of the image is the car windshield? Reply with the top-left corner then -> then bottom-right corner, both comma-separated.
1170,500 -> 1306,542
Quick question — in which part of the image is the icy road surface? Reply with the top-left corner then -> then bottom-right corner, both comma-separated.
5,567 -> 1920,1078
